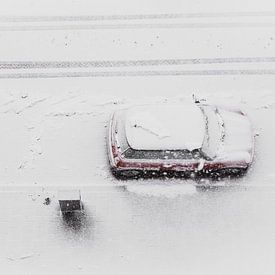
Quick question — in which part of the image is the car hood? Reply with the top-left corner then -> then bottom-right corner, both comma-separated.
216,108 -> 254,163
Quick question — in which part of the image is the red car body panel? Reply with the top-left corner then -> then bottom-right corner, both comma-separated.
111,146 -> 248,172
107,104 -> 254,176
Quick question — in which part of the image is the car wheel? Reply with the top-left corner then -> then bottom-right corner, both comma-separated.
209,168 -> 247,179
112,169 -> 141,180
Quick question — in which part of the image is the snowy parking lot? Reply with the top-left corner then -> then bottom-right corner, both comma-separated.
1,0 -> 275,274
1,75 -> 275,275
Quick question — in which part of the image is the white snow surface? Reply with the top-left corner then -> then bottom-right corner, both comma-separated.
1,1 -> 275,274
126,182 -> 197,197
58,189 -> 81,201
125,104 -> 205,150
216,108 -> 254,162
220,109 -> 253,152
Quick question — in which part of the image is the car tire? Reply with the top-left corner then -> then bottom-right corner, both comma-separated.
112,169 -> 142,180
209,167 -> 248,179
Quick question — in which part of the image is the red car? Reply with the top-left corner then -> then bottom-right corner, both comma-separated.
107,102 -> 254,179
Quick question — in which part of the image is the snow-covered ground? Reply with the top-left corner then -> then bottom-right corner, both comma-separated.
1,1 -> 275,274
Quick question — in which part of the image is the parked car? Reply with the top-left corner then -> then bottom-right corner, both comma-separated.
107,102 -> 254,179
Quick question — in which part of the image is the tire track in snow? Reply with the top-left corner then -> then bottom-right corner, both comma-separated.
0,12 -> 275,22
0,57 -> 275,69
0,69 -> 274,79
1,22 -> 275,31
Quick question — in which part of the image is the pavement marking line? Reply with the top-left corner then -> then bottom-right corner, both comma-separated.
1,22 -> 275,31
0,57 -> 275,69
0,12 -> 275,22
0,69 -> 275,78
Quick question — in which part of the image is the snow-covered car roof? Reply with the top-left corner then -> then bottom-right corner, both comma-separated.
124,104 -> 205,151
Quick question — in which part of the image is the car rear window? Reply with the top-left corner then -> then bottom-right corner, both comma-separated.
122,148 -> 202,160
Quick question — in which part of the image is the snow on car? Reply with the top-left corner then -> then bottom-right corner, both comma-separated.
107,102 -> 254,179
